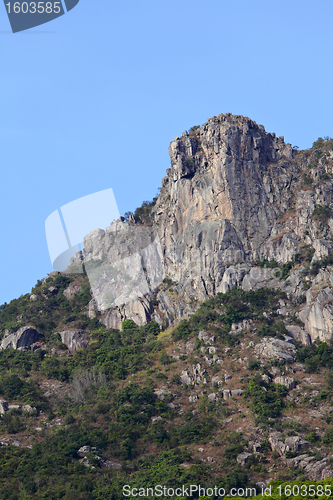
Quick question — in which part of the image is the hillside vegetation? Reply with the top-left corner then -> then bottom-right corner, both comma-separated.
1,125 -> 333,499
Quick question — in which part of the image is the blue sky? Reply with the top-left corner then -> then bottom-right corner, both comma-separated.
0,0 -> 333,305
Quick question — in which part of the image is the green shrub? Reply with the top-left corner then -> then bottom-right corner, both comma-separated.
255,258 -> 278,268
244,379 -> 287,425
302,173 -> 313,186
172,320 -> 191,341
64,414 -> 76,425
247,358 -> 260,370
313,137 -> 325,149
313,204 -> 331,225
305,431 -> 321,443
159,353 -> 174,365
0,374 -> 24,399
323,427 -> 333,447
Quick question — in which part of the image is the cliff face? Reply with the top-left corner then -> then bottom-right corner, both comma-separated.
154,114 -> 296,299
77,113 -> 333,342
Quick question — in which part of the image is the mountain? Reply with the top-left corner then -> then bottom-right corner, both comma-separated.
76,113 -> 333,345
1,114 -> 333,499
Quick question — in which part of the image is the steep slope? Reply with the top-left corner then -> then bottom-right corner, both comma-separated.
87,114 -> 333,342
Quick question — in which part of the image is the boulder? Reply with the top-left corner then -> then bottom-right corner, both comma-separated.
0,326 -> 43,350
285,325 -> 311,345
59,330 -> 88,354
0,400 -> 8,414
154,389 -> 172,401
268,432 -> 286,456
286,454 -> 314,469
102,297 -> 151,330
198,330 -> 209,341
185,341 -> 194,354
231,389 -> 243,397
8,405 -> 21,410
254,337 -> 297,363
87,299 -> 97,319
79,456 -> 95,468
253,442 -> 262,453
287,455 -> 333,481
63,283 -> 82,300
180,371 -> 192,385
273,376 -> 297,390
212,376 -> 222,386
223,390 -> 231,400
289,363 -> 305,373
180,364 -> 206,386
236,452 -> 252,466
102,460 -> 122,470
77,445 -> 97,458
231,319 -> 252,334
284,436 -> 309,452
208,393 -> 218,402
22,405 -> 35,413
102,307 -> 123,330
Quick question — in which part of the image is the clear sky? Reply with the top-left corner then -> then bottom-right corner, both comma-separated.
1,0 -> 333,306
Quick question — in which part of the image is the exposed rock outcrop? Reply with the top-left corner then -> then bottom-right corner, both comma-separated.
299,287 -> 333,343
180,364 -> 207,385
287,455 -> 333,481
273,376 -> 297,390
0,326 -> 43,350
0,400 -> 8,414
153,115 -> 294,305
63,283 -> 82,300
269,432 -> 308,457
59,330 -> 88,354
254,337 -> 297,363
63,113 -> 333,342
237,452 -> 252,466
285,325 -> 311,345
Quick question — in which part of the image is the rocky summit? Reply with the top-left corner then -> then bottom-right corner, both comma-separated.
74,113 -> 333,345
2,114 -> 333,499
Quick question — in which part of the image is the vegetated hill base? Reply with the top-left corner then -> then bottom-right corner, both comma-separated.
1,274 -> 333,498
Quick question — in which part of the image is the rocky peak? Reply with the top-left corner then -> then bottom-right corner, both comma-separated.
65,114 -> 333,341
153,114 -> 297,302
